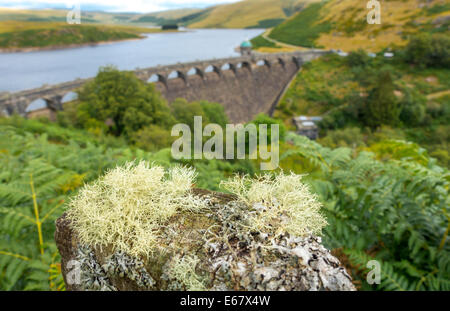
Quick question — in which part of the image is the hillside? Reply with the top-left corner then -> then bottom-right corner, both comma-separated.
188,0 -> 320,29
0,8 -> 138,24
258,0 -> 449,51
130,8 -> 205,25
0,21 -> 163,51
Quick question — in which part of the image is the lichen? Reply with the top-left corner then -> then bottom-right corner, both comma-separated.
66,162 -> 207,258
77,245 -> 116,291
220,172 -> 327,237
162,254 -> 207,291
61,164 -> 354,291
103,251 -> 155,288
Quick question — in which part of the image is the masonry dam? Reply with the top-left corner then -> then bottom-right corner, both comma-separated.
0,50 -> 327,123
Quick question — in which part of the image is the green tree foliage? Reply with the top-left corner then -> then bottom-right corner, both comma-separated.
399,88 -> 427,126
130,124 -> 174,152
347,49 -> 371,68
365,69 -> 401,128
76,66 -> 174,137
318,127 -> 366,149
404,33 -> 450,69
198,101 -> 229,128
171,98 -> 207,129
169,99 -> 229,129
250,114 -> 286,142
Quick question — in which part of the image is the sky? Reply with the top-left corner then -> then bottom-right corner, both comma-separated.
0,0 -> 242,13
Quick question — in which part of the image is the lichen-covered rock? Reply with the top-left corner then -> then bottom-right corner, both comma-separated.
55,188 -> 356,291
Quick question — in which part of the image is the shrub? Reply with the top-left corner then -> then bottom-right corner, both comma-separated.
365,69 -> 401,128
171,98 -> 206,129
399,88 -> 427,126
318,127 -> 366,149
130,124 -> 174,152
347,49 -> 371,68
250,114 -> 286,142
404,33 -> 450,68
76,66 -> 174,137
198,101 -> 229,127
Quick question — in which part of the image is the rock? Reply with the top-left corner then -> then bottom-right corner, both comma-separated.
55,188 -> 356,291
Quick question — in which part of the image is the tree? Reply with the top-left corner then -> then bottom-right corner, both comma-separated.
251,114 -> 286,142
130,124 -> 174,152
399,88 -> 426,126
347,49 -> 371,68
171,98 -> 207,129
198,101 -> 229,127
404,33 -> 450,68
76,66 -> 174,137
365,70 -> 400,128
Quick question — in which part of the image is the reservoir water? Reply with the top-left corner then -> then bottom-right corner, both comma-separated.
0,28 -> 264,92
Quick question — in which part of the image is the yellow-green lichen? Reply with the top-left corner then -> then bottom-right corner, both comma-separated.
164,254 -> 207,291
220,172 -> 327,237
66,161 -> 207,258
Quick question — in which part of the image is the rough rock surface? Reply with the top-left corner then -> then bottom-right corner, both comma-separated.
55,189 -> 356,291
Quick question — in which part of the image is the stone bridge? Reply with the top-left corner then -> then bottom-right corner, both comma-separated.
0,50 -> 328,123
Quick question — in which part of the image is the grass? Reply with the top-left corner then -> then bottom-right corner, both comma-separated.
250,35 -> 280,49
0,8 -> 137,24
265,0 -> 449,51
269,2 -> 332,48
0,21 -> 168,50
188,0 -> 318,29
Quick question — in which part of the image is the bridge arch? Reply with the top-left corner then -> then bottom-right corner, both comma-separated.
61,92 -> 78,104
220,63 -> 237,74
256,59 -> 271,68
204,65 -> 221,77
26,98 -> 47,113
187,67 -> 204,79
148,74 -> 168,88
237,61 -> 252,72
168,70 -> 187,81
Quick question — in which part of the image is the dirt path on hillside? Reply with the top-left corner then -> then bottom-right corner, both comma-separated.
261,29 -> 307,50
427,90 -> 450,100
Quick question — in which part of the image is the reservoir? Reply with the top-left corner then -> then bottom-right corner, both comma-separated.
0,28 -> 264,92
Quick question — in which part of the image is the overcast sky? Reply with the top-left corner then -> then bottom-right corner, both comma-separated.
0,0 -> 242,13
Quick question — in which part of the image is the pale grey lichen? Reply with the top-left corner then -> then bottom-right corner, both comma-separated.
77,245 -> 116,291
103,251 -> 155,288
77,245 -> 155,291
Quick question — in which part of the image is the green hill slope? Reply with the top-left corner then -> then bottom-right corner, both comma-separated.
264,0 -> 449,51
0,8 -> 137,24
188,0 -> 319,29
0,21 -> 161,51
